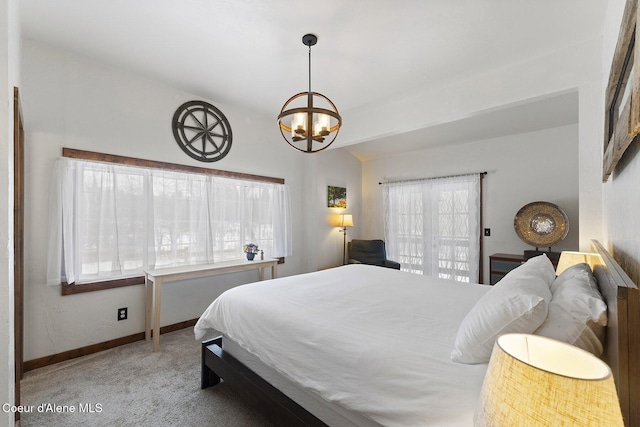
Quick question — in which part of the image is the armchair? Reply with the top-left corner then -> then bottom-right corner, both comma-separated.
347,239 -> 401,270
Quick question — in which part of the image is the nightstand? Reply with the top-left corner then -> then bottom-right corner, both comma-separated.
489,253 -> 525,285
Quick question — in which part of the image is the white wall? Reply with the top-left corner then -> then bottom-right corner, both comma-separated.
578,80 -> 605,251
19,40 -> 357,361
1,0 -> 19,423
314,148 -> 362,270
362,124 -> 579,284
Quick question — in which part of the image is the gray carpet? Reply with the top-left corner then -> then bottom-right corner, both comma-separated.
20,328 -> 274,427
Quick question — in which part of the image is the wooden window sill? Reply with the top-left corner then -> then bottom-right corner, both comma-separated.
61,276 -> 146,296
60,258 -> 284,295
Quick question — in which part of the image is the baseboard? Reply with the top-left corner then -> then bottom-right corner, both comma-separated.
23,318 -> 198,373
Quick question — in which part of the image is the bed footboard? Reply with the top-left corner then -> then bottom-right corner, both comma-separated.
200,336 -> 328,426
201,336 -> 223,389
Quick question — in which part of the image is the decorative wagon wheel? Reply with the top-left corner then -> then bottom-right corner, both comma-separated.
172,100 -> 232,162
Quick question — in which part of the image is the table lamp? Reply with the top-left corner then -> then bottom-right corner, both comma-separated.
555,251 -> 598,275
475,333 -> 623,427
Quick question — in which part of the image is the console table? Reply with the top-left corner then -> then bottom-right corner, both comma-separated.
144,258 -> 278,351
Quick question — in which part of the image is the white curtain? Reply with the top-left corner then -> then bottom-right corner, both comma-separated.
383,174 -> 480,283
47,158 -> 292,285
151,169 -> 213,268
272,184 -> 293,257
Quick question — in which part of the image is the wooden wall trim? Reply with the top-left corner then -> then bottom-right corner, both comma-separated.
479,173 -> 484,284
23,318 -> 198,372
14,86 -> 25,423
62,147 -> 285,184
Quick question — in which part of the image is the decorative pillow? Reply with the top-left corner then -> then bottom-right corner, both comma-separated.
536,266 -> 607,355
451,255 -> 554,364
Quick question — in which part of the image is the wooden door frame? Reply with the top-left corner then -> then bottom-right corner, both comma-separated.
14,86 -> 24,423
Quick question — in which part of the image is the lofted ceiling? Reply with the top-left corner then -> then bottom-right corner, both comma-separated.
19,0 -> 606,159
347,91 -> 580,161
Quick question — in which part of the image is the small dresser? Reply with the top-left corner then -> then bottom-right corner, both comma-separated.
489,253 -> 525,285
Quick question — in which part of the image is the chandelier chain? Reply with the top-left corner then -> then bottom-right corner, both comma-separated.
308,44 -> 312,94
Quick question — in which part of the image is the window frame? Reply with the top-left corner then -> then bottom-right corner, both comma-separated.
59,148 -> 285,295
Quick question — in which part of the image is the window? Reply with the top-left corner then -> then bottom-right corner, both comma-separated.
383,174 -> 481,282
47,154 -> 291,286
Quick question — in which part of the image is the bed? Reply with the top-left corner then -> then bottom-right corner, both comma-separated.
194,240 -> 639,426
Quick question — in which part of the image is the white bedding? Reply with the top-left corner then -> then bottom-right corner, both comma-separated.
194,264 -> 491,426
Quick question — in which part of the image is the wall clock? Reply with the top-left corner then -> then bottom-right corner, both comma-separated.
172,100 -> 232,162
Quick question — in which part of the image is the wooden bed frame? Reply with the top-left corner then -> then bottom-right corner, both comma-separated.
201,336 -> 328,426
201,240 -> 639,426
590,240 -> 640,426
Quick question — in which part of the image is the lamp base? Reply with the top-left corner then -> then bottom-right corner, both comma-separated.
341,227 -> 347,265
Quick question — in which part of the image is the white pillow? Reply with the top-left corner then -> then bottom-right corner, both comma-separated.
550,263 -> 593,294
451,255 -> 554,364
534,303 -> 604,355
555,270 -> 605,323
535,266 -> 607,355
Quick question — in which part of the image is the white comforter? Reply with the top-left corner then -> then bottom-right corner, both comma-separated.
195,264 -> 490,426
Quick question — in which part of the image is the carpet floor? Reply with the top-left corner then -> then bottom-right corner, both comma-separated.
20,328 -> 274,427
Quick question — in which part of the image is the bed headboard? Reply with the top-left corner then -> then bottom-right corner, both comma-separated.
591,240 -> 640,427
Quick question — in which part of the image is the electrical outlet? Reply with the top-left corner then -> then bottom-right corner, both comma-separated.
118,307 -> 128,321
484,228 -> 491,237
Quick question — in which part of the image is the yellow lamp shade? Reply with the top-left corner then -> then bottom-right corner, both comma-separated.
475,334 -> 623,427
333,214 -> 353,228
555,251 -> 598,275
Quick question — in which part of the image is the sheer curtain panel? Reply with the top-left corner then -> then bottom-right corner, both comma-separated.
47,158 -> 292,285
383,174 -> 480,283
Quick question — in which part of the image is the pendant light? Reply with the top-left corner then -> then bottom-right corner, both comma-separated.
277,34 -> 342,153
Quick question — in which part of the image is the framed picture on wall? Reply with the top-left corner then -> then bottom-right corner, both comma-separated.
603,0 -> 640,181
328,186 -> 347,208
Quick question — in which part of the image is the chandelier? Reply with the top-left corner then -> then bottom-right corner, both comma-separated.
278,34 -> 342,153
